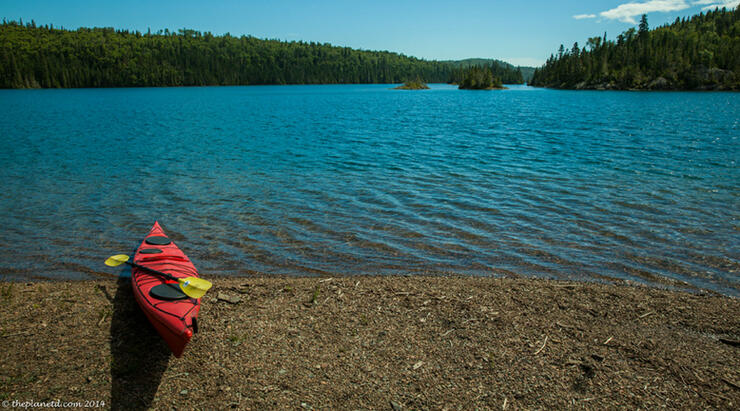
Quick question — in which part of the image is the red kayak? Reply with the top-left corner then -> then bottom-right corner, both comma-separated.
132,221 -> 200,357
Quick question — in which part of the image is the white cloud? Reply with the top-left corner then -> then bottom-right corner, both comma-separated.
599,0 -> 691,24
695,0 -> 740,10
573,0 -> 738,26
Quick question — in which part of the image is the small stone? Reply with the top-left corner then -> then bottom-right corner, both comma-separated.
278,369 -> 288,375
86,376 -> 92,383
391,400 -> 403,410
217,292 -> 241,304
180,389 -> 188,395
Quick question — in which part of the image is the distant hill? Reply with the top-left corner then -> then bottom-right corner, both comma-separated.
444,58 -> 536,82
443,58 -> 511,68
530,7 -> 739,90
518,67 -> 536,83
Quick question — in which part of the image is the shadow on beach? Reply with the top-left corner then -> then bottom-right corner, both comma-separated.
110,277 -> 170,410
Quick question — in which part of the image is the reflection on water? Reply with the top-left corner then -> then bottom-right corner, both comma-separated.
0,85 -> 738,296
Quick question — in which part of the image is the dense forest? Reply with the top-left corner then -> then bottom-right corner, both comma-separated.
530,6 -> 740,90
0,20 -> 525,88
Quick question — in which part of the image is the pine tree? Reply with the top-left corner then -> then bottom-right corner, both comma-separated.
639,14 -> 649,39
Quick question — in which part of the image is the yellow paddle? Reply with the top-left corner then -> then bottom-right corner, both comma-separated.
105,254 -> 212,299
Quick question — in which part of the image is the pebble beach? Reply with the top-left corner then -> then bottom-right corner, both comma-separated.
1,276 -> 738,409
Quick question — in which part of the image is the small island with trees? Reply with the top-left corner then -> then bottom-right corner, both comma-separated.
456,66 -> 507,90
393,78 -> 430,90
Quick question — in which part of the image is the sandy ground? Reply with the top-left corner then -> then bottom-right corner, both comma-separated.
0,276 -> 738,410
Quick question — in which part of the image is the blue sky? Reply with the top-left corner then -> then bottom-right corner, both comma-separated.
2,0 -> 737,66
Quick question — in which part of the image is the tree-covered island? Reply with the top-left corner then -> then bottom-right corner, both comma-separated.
446,59 -> 525,84
393,78 -> 430,90
456,66 -> 507,90
530,7 -> 739,91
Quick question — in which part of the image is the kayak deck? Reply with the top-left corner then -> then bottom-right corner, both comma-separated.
132,221 -> 200,357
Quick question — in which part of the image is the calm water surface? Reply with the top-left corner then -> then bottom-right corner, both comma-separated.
0,85 -> 738,295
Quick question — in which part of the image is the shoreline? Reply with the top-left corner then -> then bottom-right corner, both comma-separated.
528,83 -> 739,92
1,276 -> 738,409
0,82 -> 463,91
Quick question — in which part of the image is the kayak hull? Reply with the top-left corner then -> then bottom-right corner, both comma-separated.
132,221 -> 200,357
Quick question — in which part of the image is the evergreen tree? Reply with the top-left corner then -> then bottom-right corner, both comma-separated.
638,14 -> 649,39
530,6 -> 739,90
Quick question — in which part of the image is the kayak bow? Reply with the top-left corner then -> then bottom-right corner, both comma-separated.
130,221 -> 201,357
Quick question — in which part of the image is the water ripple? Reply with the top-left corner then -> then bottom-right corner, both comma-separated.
0,85 -> 738,296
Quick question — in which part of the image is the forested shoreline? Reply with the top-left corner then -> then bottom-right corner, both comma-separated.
530,7 -> 740,91
0,21 -> 524,88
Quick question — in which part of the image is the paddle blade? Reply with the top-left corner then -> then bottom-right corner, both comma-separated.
178,277 -> 212,299
105,254 -> 130,267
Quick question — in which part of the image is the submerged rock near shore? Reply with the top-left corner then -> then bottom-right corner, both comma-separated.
1,276 -> 738,409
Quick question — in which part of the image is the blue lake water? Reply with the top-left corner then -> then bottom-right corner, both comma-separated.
0,84 -> 738,295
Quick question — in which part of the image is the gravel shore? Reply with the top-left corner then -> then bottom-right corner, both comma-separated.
1,276 -> 738,410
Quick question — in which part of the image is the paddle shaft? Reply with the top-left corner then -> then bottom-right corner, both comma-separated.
124,260 -> 179,282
